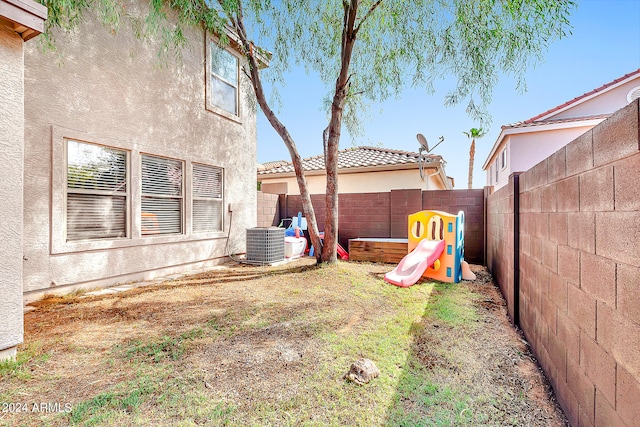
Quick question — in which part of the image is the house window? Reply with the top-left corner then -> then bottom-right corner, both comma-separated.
209,43 -> 239,116
66,140 -> 128,241
501,148 -> 507,169
141,155 -> 183,235
193,163 -> 224,232
489,165 -> 494,184
494,158 -> 499,182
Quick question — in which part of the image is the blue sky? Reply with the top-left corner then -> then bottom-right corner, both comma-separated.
256,0 -> 640,189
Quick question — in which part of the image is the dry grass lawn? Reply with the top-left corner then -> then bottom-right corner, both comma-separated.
0,260 -> 567,426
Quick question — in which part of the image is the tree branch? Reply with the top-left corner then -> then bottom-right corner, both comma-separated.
354,0 -> 383,35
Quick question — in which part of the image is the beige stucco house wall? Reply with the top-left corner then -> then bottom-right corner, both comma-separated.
259,146 -> 453,195
21,3 -> 257,301
484,69 -> 640,190
0,0 -> 46,359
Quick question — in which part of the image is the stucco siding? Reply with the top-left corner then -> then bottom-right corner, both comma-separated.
22,3 -> 257,295
260,168 -> 444,196
0,25 -> 24,351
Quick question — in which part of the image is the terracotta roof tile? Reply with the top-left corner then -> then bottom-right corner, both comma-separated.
503,113 -> 612,130
524,68 -> 640,123
258,146 -> 441,175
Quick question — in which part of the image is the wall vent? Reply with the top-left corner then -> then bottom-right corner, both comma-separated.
627,86 -> 640,103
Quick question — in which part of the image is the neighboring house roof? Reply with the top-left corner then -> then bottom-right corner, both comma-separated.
258,160 -> 289,171
502,113 -> 612,130
258,146 -> 443,175
482,69 -> 640,170
524,68 -> 640,123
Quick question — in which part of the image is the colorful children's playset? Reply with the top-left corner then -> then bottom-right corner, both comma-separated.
384,210 -> 476,287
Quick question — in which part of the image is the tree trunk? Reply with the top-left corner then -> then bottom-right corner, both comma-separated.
320,0 -> 359,263
231,11 -> 324,261
468,139 -> 475,189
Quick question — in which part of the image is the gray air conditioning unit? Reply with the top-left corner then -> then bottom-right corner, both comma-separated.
245,227 -> 285,264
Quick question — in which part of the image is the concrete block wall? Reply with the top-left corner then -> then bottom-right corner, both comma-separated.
256,191 -> 280,227
423,190 -> 486,263
279,189 -> 485,264
282,193 -> 392,249
487,100 -> 640,426
486,181 -> 516,321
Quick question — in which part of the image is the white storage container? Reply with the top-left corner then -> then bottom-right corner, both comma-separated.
284,236 -> 307,259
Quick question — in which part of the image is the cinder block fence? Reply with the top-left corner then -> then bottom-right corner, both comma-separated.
257,100 -> 640,426
487,100 -> 640,426
258,189 -> 485,264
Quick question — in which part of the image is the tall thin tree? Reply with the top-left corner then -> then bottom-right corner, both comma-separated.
463,127 -> 486,189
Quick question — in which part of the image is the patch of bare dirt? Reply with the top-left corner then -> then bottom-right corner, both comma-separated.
2,259 -> 567,426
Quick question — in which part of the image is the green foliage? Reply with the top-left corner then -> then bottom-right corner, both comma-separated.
38,0 -> 575,124
37,0 -> 226,62
117,328 -> 204,363
68,377 -> 155,424
463,127 -> 486,140
226,0 -> 576,126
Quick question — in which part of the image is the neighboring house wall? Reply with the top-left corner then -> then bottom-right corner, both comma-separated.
485,71 -> 640,190
508,127 -> 593,173
260,168 -> 445,196
22,3 -> 257,299
486,137 -> 511,190
487,101 -> 640,427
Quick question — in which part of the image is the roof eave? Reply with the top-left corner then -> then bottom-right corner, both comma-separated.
258,161 -> 438,178
0,0 -> 47,41
481,117 -> 606,170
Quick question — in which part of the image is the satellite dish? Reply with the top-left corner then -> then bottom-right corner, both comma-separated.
416,133 -> 444,153
417,133 -> 429,152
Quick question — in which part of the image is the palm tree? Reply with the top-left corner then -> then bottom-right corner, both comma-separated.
463,128 -> 486,189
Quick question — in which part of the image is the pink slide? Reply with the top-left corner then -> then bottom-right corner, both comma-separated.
384,239 -> 445,287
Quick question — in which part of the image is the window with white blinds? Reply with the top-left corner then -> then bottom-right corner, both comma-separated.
193,163 -> 223,233
141,155 -> 183,235
66,140 -> 128,241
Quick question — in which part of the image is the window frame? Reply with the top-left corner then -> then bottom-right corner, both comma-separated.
500,148 -> 507,170
51,127 -> 227,255
206,34 -> 242,123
